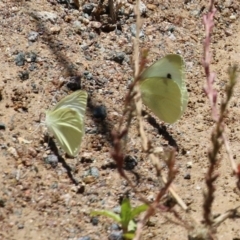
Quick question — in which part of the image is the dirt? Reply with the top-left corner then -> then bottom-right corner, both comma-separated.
0,0 -> 240,239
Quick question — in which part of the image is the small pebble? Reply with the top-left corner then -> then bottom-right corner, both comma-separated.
82,3 -> 95,14
66,76 -> 81,91
19,71 -> 29,81
15,52 -> 25,66
18,223 -> 24,229
29,64 -> 37,71
91,216 -> 98,226
89,32 -> 96,40
89,21 -> 102,29
139,0 -> 147,15
109,230 -> 123,240
111,52 -> 125,64
77,237 -> 91,240
124,155 -> 138,170
50,25 -> 61,34
110,223 -> 120,231
184,173 -> 191,180
93,106 -> 107,120
112,206 -> 121,214
186,161 -> 192,168
147,4 -> 157,10
0,123 -> 6,130
35,11 -> 58,23
85,72 -> 93,80
85,167 -> 99,178
73,20 -> 82,33
28,31 -> 39,42
130,24 -> 144,38
45,154 -> 58,166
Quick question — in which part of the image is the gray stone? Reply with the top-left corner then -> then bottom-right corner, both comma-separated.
28,31 -> 39,42
130,24 -> 144,38
35,11 -> 58,23
15,52 -> 25,66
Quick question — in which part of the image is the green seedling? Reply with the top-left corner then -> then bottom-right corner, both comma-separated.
91,198 -> 148,239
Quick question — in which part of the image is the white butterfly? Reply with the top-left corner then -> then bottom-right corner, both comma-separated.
139,54 -> 188,124
45,90 -> 88,157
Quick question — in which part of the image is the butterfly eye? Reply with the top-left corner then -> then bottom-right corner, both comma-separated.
167,73 -> 172,79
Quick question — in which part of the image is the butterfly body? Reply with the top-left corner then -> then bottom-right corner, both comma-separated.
45,90 -> 88,157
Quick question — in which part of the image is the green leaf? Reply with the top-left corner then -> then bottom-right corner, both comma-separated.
131,204 -> 148,219
91,210 -> 121,223
120,198 -> 132,230
123,232 -> 135,240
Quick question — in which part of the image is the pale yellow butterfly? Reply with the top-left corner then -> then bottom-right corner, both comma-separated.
139,54 -> 188,124
45,90 -> 88,157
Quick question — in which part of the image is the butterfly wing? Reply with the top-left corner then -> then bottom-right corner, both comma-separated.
140,54 -> 184,86
140,54 -> 188,120
140,77 -> 182,124
45,90 -> 88,156
51,90 -> 88,118
46,108 -> 84,157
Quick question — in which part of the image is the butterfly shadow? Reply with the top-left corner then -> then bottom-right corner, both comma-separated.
143,111 -> 179,151
45,135 -> 79,185
86,97 -> 113,145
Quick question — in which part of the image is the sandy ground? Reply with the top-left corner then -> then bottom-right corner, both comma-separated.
0,0 -> 240,239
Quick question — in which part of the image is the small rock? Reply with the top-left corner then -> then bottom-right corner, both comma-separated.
109,231 -> 123,240
50,25 -> 61,34
0,123 -> 6,130
184,173 -> 191,180
89,21 -> 102,29
15,52 -> 25,66
139,0 -> 147,15
78,16 -> 90,25
111,52 -> 125,64
80,44 -> 89,51
191,10 -> 200,17
186,161 -> 192,168
124,155 -> 138,170
93,105 -> 107,120
91,216 -> 98,226
66,76 -> 82,91
83,175 -> 96,184
19,71 -> 29,81
73,20 -> 82,33
110,223 -> 120,231
28,31 -> 39,42
147,4 -> 157,10
229,14 -> 236,20
89,32 -> 96,40
26,52 -> 37,63
77,237 -> 91,240
84,72 -> 93,80
7,147 -> 19,158
168,33 -> 176,41
64,15 -> 74,23
225,29 -> 232,36
112,206 -> 121,214
82,3 -> 95,14
31,83 -> 39,93
85,167 -> 99,178
18,223 -> 24,229
45,154 -> 58,166
29,64 -> 37,71
130,24 -> 144,38
35,11 -> 58,23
